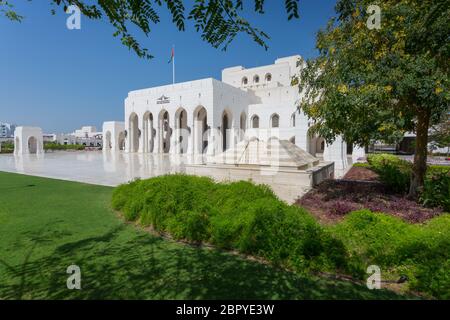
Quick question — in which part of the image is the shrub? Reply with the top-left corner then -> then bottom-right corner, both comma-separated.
0,141 -> 14,153
112,175 -> 450,298
397,214 -> 450,298
366,155 -> 450,210
44,142 -> 85,151
352,162 -> 371,168
367,154 -> 412,194
330,210 -> 450,299
112,174 -> 350,274
421,167 -> 450,211
167,210 -> 210,242
111,179 -> 141,219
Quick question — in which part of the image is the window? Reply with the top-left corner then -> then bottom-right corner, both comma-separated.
253,75 -> 260,83
291,113 -> 296,127
265,73 -> 272,82
271,114 -> 279,128
251,115 -> 260,128
242,77 -> 248,85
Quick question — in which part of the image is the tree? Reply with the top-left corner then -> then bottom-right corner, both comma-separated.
429,112 -> 450,156
0,0 -> 299,59
297,0 -> 449,198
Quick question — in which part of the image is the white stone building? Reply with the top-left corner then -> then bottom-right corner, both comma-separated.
0,122 -> 17,138
14,126 -> 44,155
73,126 -> 101,139
120,55 -> 357,169
43,126 -> 103,147
103,121 -> 125,151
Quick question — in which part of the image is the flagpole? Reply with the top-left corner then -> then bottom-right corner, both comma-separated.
172,45 -> 175,84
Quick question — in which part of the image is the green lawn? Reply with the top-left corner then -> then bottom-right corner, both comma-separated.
0,171 -> 405,299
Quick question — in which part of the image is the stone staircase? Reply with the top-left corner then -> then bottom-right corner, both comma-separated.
210,137 -> 320,170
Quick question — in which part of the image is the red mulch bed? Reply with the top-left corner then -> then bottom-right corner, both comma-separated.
297,166 -> 443,224
343,166 -> 380,181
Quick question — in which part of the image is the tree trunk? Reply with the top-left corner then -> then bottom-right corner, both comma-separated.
408,109 -> 431,198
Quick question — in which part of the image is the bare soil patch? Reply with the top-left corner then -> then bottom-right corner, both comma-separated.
343,165 -> 380,181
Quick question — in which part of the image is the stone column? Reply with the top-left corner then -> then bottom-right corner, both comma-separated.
186,119 -> 194,155
295,112 -> 309,151
143,119 -> 148,153
149,119 -> 154,153
138,118 -> 144,153
154,122 -> 160,154
125,122 -> 130,153
170,124 -> 177,155
207,124 -> 216,157
230,125 -> 237,149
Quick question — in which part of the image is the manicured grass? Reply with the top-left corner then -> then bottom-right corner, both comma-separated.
0,171 -> 405,299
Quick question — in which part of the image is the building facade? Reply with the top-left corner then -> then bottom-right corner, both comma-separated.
121,55 -> 357,169
43,126 -> 103,147
0,122 -> 17,138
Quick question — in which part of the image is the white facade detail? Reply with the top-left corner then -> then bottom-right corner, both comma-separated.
0,122 -> 17,138
120,55 -> 348,170
14,126 -> 44,155
73,126 -> 101,139
43,126 -> 103,147
102,121 -> 125,151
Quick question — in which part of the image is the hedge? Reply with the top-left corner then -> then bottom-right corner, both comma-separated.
112,174 -> 351,275
366,154 -> 450,210
112,174 -> 450,298
330,210 -> 450,299
44,142 -> 85,151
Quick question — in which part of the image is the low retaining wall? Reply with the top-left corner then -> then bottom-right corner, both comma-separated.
185,161 -> 334,203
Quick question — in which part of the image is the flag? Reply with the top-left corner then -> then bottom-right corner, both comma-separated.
168,47 -> 174,64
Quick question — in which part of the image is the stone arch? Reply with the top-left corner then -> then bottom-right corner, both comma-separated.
15,137 -> 20,154
242,77 -> 248,86
142,111 -> 154,153
291,112 -> 296,127
270,113 -> 280,128
307,128 -> 325,156
105,131 -> 112,149
253,75 -> 260,84
318,138 -> 325,154
193,106 -> 208,154
251,114 -> 260,129
128,112 -> 139,152
239,112 -> 247,141
265,73 -> 272,82
175,107 -> 189,154
118,131 -> 126,151
28,136 -> 37,154
221,109 -> 232,151
158,109 -> 171,153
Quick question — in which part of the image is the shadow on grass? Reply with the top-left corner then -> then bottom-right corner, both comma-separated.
0,224 -> 406,300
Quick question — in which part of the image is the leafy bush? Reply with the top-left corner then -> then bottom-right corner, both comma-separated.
112,174 -> 350,274
330,210 -> 450,299
366,154 -> 450,209
352,162 -> 371,168
421,167 -> 450,211
0,141 -> 14,153
112,175 -> 450,298
367,154 -> 412,193
44,142 -> 85,151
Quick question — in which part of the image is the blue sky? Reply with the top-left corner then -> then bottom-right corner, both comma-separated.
0,1 -> 336,133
